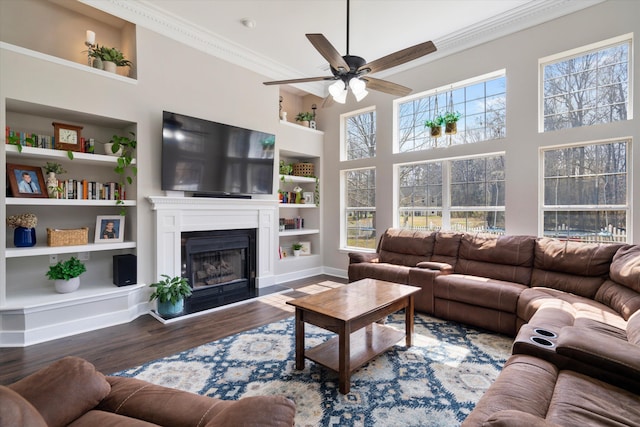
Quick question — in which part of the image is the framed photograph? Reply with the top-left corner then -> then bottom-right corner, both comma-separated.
52,122 -> 84,152
6,164 -> 47,198
303,191 -> 314,205
299,241 -> 311,255
94,215 -> 125,243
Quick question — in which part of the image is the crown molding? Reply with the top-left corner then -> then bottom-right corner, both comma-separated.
79,0 -> 604,98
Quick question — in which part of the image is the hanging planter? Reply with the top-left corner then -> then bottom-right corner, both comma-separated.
425,116 -> 444,138
442,112 -> 461,135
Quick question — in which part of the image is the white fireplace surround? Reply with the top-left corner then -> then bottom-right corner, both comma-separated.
148,196 -> 278,288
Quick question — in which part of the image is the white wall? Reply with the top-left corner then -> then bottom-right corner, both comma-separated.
318,0 -> 640,274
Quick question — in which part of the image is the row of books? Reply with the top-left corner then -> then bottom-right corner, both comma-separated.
5,127 -> 96,153
279,217 -> 304,230
53,179 -> 126,201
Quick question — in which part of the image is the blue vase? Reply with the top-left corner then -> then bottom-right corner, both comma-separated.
14,227 -> 36,247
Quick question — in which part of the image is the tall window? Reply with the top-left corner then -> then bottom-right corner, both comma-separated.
345,168 -> 376,249
395,71 -> 506,152
542,140 -> 628,243
344,107 -> 376,160
541,34 -> 631,132
398,154 -> 505,233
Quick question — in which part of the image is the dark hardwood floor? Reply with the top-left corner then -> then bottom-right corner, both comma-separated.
0,275 -> 347,385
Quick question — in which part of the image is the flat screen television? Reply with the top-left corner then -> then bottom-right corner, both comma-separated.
161,111 -> 275,197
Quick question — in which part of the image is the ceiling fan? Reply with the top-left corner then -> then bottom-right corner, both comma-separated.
263,0 -> 436,103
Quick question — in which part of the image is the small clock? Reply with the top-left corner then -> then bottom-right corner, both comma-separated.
52,122 -> 84,152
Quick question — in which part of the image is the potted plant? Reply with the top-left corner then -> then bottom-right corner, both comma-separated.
425,116 -> 444,138
295,112 -> 314,127
90,44 -> 132,73
279,160 -> 293,175
292,242 -> 303,257
149,274 -> 193,316
46,257 -> 86,293
107,132 -> 137,213
43,162 -> 66,198
442,111 -> 462,135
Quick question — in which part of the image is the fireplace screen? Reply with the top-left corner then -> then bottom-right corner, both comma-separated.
191,248 -> 245,288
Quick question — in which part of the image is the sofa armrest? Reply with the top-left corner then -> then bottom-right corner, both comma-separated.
348,252 -> 379,264
101,376 -> 295,427
556,327 -> 640,381
416,261 -> 453,273
481,410 -> 561,427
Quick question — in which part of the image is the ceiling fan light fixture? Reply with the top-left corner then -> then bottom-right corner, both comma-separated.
329,80 -> 348,103
349,77 -> 368,101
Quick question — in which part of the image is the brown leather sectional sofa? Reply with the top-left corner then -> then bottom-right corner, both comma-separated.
348,228 -> 640,425
1,356 -> 296,426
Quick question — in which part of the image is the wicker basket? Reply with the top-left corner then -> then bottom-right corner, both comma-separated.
293,162 -> 314,177
47,227 -> 89,247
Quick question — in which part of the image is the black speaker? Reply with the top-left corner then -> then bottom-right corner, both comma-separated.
113,254 -> 137,286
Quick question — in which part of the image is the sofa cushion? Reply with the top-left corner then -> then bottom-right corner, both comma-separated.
627,311 -> 640,346
431,231 -> 462,267
68,410 -> 159,426
9,356 -> 111,427
595,279 -> 640,320
546,370 -> 640,426
0,386 -> 47,427
609,245 -> 640,293
435,274 -> 527,312
530,269 -> 607,299
457,233 -> 535,284
378,229 -> 435,266
534,238 -> 622,276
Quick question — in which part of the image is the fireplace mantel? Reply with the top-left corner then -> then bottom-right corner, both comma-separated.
147,196 -> 278,288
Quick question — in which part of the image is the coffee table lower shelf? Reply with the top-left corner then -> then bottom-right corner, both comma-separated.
305,323 -> 405,373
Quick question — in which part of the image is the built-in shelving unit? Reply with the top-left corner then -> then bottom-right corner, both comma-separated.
0,0 -> 145,346
276,120 -> 323,281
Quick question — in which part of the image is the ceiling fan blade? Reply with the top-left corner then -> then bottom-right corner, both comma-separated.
306,34 -> 350,71
359,41 -> 436,75
263,76 -> 336,85
361,77 -> 412,96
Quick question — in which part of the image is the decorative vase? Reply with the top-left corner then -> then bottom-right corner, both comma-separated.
430,126 -> 442,138
103,61 -> 117,73
92,57 -> 103,70
293,249 -> 301,257
14,227 -> 36,247
300,120 -> 310,128
445,122 -> 457,135
157,298 -> 184,316
54,277 -> 80,293
46,172 -> 58,198
281,111 -> 288,121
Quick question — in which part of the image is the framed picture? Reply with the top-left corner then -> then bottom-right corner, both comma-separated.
95,215 -> 125,243
303,191 -> 314,204
52,122 -> 84,152
299,241 -> 311,255
6,164 -> 47,198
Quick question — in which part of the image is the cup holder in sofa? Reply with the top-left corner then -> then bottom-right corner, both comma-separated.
533,328 -> 557,338
530,336 -> 555,348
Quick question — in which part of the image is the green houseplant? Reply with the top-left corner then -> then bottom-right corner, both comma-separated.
292,242 -> 303,257
442,111 -> 461,135
107,132 -> 137,214
149,274 -> 193,316
46,257 -> 86,293
90,44 -> 132,72
424,116 -> 444,138
295,112 -> 314,127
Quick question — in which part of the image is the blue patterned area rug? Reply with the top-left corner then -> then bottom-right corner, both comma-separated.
113,313 -> 511,426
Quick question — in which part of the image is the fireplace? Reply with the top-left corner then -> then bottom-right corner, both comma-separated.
182,229 -> 256,313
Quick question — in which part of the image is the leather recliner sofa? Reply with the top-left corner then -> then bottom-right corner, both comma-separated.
0,356 -> 296,427
348,228 -> 640,424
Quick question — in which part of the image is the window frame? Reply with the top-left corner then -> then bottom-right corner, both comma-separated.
340,105 -> 377,161
392,69 -> 506,153
341,166 -> 377,250
538,137 -> 631,243
538,33 -> 633,133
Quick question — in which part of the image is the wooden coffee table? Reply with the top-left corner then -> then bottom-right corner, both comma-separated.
286,278 -> 420,394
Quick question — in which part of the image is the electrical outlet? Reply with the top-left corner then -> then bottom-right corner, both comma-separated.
49,254 -> 58,264
78,252 -> 90,261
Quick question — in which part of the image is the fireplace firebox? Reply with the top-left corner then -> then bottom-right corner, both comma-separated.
181,229 -> 256,314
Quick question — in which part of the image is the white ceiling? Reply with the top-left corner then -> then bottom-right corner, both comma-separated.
84,0 -> 604,97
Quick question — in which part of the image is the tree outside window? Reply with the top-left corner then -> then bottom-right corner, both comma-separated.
345,168 -> 376,249
344,108 -> 376,160
542,140 -> 628,243
541,37 -> 630,131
